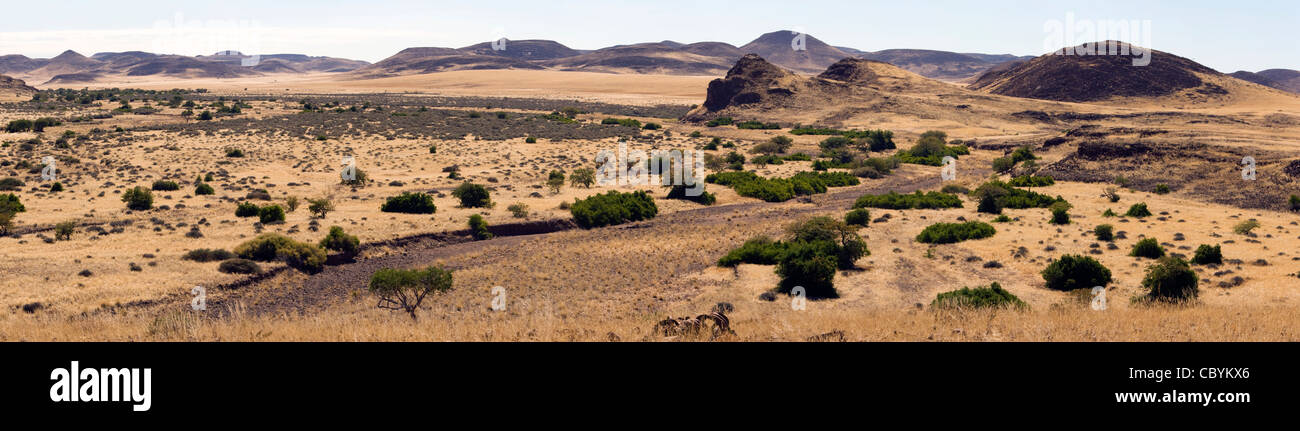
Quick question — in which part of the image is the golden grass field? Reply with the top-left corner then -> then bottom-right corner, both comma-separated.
1,69 -> 1298,341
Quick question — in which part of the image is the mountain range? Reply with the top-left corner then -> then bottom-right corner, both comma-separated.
0,50 -> 369,85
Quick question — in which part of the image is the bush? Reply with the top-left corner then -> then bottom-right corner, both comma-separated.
194,183 -> 215,195
508,203 -> 529,218
0,193 -> 25,214
916,221 -> 996,244
1041,255 -> 1112,291
182,248 -> 235,262
524,137 -> 537,144
54,221 -> 75,240
121,187 -> 153,210
786,217 -> 868,269
1125,203 -> 1152,217
233,233 -> 326,273
218,259 -> 262,274
5,119 -> 33,133
224,147 -> 243,157
451,183 -> 491,208
369,266 -> 453,320
717,236 -> 785,267
0,177 -> 24,191
49,182 -> 63,192
570,190 -> 658,228
1141,257 -> 1198,302
1191,244 -> 1222,265
1094,224 -> 1114,241
468,214 -> 493,240
1010,145 -> 1036,163
546,170 -> 565,194
776,241 -> 839,299
991,156 -> 1016,173
285,196 -> 300,212
1103,187 -> 1121,202
1049,201 -> 1072,224
381,192 -> 437,214
971,181 -> 1062,209
1291,195 -> 1300,212
151,180 -> 179,191
319,226 -> 360,257
235,201 -> 260,217
601,118 -> 642,128
665,185 -> 716,205
931,282 -> 1027,310
570,168 -> 595,188
258,205 -> 286,224
853,191 -> 963,210
977,194 -> 1002,214
1233,219 -> 1260,235
844,208 -> 870,227
1154,184 -> 1170,194
1130,238 -> 1165,259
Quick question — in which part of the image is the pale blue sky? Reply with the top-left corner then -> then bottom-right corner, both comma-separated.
0,0 -> 1295,71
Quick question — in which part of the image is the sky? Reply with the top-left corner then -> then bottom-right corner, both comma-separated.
0,0 -> 1296,72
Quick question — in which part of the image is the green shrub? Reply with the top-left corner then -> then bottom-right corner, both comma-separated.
1094,224 -> 1114,241
786,217 -> 868,269
665,185 -> 716,205
971,181 -> 1062,209
468,214 -> 493,240
570,190 -> 658,228
1130,238 -> 1165,259
5,119 -> 33,133
1010,145 -> 1036,163
49,182 -> 63,192
931,282 -> 1027,310
308,197 -> 334,218
775,240 -> 840,299
233,233 -> 326,273
0,193 -> 25,214
916,221 -> 996,244
1154,184 -> 1170,194
853,191 -> 963,210
1041,255 -> 1112,291
224,147 -> 243,157
381,192 -> 437,214
0,178 -> 24,191
1233,219 -> 1260,235
991,156 -> 1016,173
1290,195 -> 1300,212
218,259 -> 261,274
451,183 -> 491,208
320,226 -> 359,257
601,118 -> 642,128
570,168 -> 595,188
1191,244 -> 1222,265
369,266 -> 453,319
844,209 -> 870,227
992,214 -> 1011,223
1049,201 -> 1071,224
705,117 -> 734,127
235,201 -> 260,217
717,236 -> 786,267
1141,257 -> 1198,302
546,170 -> 565,194
54,221 -> 75,240
1125,203 -> 1151,217
194,183 -> 215,195
121,187 -> 153,210
182,248 -> 235,262
508,203 -> 529,218
977,194 -> 1002,214
258,205 -> 286,224
151,180 -> 179,191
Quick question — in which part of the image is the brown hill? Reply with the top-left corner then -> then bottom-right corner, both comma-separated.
0,74 -> 36,100
1232,69 -> 1300,94
738,30 -> 853,74
457,39 -> 580,60
355,47 -> 541,77
0,55 -> 49,75
861,49 -> 1029,82
541,42 -> 733,75
969,41 -> 1225,102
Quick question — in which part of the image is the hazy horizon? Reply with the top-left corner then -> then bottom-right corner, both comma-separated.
1,0 -> 1296,72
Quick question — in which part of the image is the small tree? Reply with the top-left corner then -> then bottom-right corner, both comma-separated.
1041,254 -> 1112,291
308,197 -> 335,218
1049,201 -> 1071,224
468,214 -> 493,240
546,170 -> 565,194
570,168 -> 596,188
977,193 -> 1002,214
122,187 -> 153,210
1142,257 -> 1198,302
1191,244 -> 1222,265
369,266 -> 453,320
258,205 -> 286,224
54,221 -> 75,240
319,226 -> 360,257
285,196 -> 300,212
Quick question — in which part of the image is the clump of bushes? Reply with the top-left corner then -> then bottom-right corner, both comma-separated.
1290,194 -> 1300,212
218,259 -> 261,274
1125,202 -> 1152,217
1130,238 -> 1165,259
915,221 -> 996,244
151,180 -> 179,191
665,184 -> 716,205
1233,219 -> 1260,235
508,203 -> 529,218
1048,201 -> 1072,225
705,171 -> 857,203
308,197 -> 334,218
894,131 -> 970,166
1008,175 -> 1054,187
319,226 -> 360,257
601,118 -> 642,128
570,190 -> 657,228
233,233 -> 327,273
381,192 -> 437,214
977,194 -> 1001,214
54,221 -> 75,241
853,191 -> 963,210
1140,257 -> 1198,303
451,182 -> 491,208
1041,255 -> 1112,291
194,182 -> 215,195
1154,184 -> 1171,194
235,201 -> 260,217
970,180 -> 1063,209
121,187 -> 153,210
717,236 -> 785,267
717,217 -> 869,299
931,282 -> 1027,310
258,205 -> 285,224
1191,244 -> 1222,265
182,248 -> 235,262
